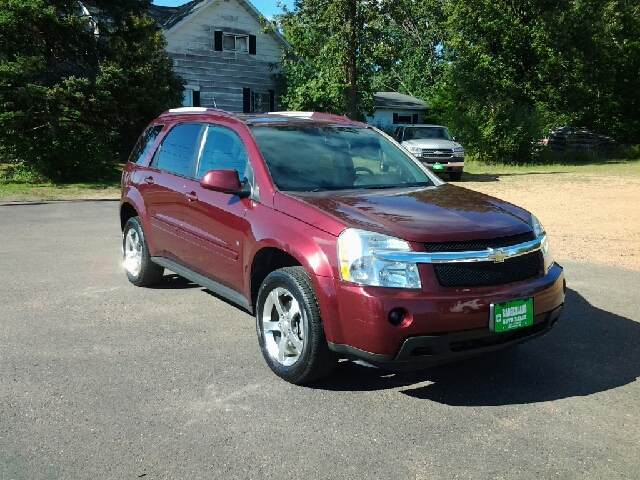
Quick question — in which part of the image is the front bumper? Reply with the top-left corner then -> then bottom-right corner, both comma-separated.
329,304 -> 562,370
324,263 -> 565,369
424,160 -> 464,173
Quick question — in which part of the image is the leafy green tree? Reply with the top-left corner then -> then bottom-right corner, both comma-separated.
429,0 -> 572,161
270,0 -> 393,120
0,0 -> 183,182
373,0 -> 446,102
429,0 -> 640,160
549,0 -> 640,143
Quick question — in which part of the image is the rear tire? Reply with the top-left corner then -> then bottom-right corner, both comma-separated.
256,267 -> 338,384
122,216 -> 164,287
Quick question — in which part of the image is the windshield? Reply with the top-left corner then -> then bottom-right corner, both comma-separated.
249,125 -> 434,192
403,126 -> 452,141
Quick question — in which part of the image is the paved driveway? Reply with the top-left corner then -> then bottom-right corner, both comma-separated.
1,201 -> 639,479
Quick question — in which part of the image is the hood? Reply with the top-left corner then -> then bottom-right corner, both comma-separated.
283,184 -> 533,242
402,139 -> 462,150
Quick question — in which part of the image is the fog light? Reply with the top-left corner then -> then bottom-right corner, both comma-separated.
388,308 -> 407,326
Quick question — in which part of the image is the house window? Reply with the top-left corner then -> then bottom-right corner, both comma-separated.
393,113 -> 420,124
182,85 -> 201,107
243,88 -> 275,114
224,34 -> 248,52
182,90 -> 193,107
215,31 -> 256,54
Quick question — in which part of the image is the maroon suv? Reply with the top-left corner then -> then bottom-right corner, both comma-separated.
120,108 -> 565,384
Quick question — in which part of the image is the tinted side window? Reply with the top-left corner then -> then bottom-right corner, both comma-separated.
197,125 -> 248,180
128,125 -> 163,164
152,123 -> 203,177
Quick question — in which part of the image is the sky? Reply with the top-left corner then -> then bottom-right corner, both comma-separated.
152,0 -> 285,19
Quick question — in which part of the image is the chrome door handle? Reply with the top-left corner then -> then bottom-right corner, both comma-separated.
185,192 -> 198,202
144,176 -> 154,185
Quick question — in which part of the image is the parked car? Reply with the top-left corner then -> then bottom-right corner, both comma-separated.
546,127 -> 616,155
393,124 -> 465,181
120,108 -> 565,384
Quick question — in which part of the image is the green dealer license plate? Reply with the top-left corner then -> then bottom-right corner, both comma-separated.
490,298 -> 534,333
432,163 -> 444,171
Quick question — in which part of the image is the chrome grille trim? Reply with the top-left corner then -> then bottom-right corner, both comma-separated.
373,236 -> 544,264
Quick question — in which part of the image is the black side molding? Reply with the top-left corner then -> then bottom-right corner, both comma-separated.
151,257 -> 251,312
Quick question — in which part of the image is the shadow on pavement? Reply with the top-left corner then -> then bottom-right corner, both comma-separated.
459,171 -> 569,183
149,274 -> 200,289
310,288 -> 640,405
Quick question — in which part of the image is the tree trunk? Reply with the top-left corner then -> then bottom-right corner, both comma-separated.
345,0 -> 357,120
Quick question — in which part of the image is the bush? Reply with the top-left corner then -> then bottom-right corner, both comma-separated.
0,1 -> 183,183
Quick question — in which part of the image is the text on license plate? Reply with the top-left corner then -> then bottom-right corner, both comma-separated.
490,298 -> 534,333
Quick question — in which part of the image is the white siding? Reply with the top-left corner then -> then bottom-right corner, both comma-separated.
366,109 -> 426,129
165,0 -> 284,112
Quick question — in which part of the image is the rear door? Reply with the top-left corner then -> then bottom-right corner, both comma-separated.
179,123 -> 252,293
143,123 -> 204,262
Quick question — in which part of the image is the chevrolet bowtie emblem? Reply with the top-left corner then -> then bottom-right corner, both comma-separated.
488,249 -> 509,263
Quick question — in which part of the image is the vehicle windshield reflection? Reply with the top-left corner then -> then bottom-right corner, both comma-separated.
249,125 -> 434,192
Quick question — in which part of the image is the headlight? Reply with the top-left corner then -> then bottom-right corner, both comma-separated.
337,229 -> 422,289
531,214 -> 553,271
408,146 -> 422,154
453,147 -> 464,152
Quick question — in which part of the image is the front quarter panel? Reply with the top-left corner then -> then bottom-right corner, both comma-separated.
244,202 -> 345,342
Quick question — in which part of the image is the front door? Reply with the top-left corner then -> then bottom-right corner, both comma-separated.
179,124 -> 252,293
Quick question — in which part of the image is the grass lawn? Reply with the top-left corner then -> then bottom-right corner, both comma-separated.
0,162 -> 121,202
463,157 -> 640,178
0,180 -> 121,202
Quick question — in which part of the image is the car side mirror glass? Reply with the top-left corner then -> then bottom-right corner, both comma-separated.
200,169 -> 249,197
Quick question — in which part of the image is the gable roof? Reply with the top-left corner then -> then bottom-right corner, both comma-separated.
82,1 -> 289,48
160,0 -> 289,48
374,92 -> 428,111
147,5 -> 180,25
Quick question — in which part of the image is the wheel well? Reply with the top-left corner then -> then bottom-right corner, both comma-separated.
250,248 -> 302,309
120,203 -> 138,231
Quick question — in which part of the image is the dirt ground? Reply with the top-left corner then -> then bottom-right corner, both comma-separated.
461,172 -> 640,272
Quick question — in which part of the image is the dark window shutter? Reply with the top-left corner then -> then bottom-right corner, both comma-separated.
243,88 -> 251,113
214,31 -> 223,51
268,89 -> 275,112
412,114 -> 419,124
249,35 -> 256,55
392,113 -> 399,124
193,91 -> 201,107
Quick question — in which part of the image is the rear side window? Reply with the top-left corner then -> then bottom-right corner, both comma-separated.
128,125 -> 163,164
197,125 -> 249,180
152,123 -> 203,177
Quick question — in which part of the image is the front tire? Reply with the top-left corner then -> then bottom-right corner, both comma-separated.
122,216 -> 164,287
256,267 -> 338,384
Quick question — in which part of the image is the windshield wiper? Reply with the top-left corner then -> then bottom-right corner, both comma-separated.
360,185 -> 398,190
401,182 -> 432,188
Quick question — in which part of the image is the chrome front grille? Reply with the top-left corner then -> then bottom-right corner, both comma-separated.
425,233 -> 543,288
433,251 -> 543,288
421,148 -> 454,159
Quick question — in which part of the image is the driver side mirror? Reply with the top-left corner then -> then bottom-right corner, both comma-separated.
453,136 -> 460,142
200,169 -> 250,197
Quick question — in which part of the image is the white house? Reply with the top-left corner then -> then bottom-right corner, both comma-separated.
367,92 -> 429,128
84,0 -> 288,113
148,0 -> 289,113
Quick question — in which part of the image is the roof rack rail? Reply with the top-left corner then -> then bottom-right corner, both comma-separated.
166,107 -> 232,115
268,111 -> 354,123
